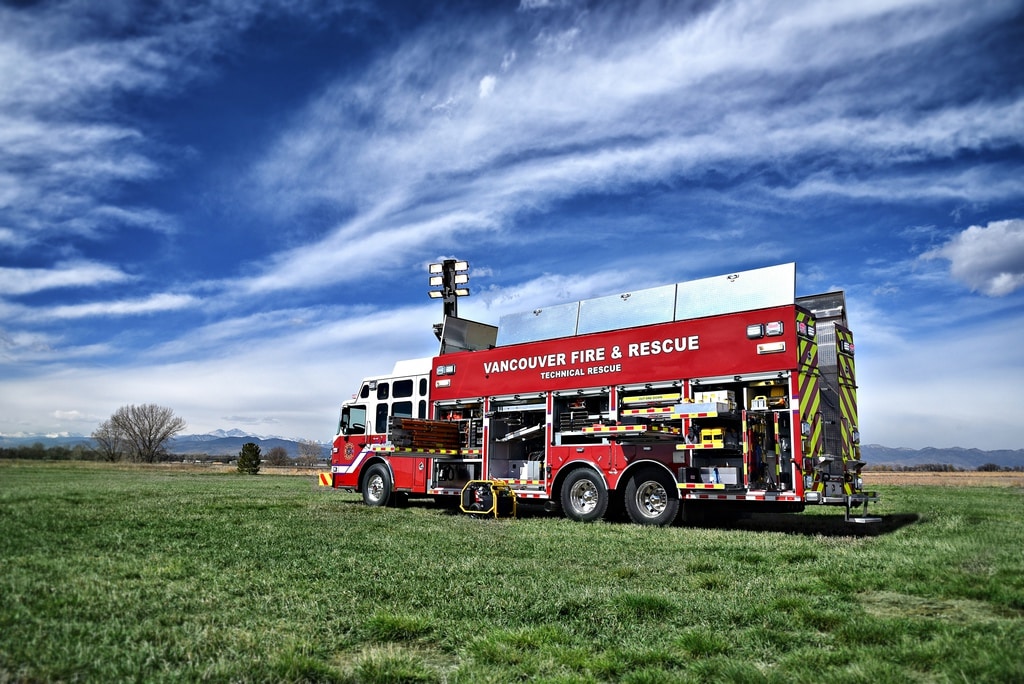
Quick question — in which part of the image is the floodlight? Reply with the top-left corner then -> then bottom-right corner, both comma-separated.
756,342 -> 786,355
428,257 -> 471,328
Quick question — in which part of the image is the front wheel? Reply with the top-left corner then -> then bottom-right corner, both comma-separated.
362,464 -> 392,507
624,467 -> 679,526
561,469 -> 608,522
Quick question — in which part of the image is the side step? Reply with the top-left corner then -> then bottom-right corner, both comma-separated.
845,492 -> 881,523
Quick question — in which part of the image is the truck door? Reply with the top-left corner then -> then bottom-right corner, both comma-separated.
335,405 -> 367,464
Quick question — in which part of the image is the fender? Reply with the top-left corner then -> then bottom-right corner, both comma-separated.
618,459 -> 679,497
550,459 -> 608,498
357,454 -> 393,493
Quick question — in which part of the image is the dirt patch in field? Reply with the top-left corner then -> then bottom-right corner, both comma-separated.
860,591 -> 1019,621
169,463 -> 324,476
863,471 -> 1024,487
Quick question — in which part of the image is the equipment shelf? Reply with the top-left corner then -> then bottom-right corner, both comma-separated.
581,424 -> 681,438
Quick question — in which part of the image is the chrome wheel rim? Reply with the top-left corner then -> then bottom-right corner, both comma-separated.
367,474 -> 384,502
569,478 -> 599,514
635,480 -> 668,518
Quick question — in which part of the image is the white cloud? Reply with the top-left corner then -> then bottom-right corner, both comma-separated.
41,293 -> 197,320
237,207 -> 498,294
478,74 -> 497,98
0,261 -> 133,296
777,164 -> 1024,204
922,219 -> 1024,296
0,329 -> 55,358
0,227 -> 28,248
518,0 -> 574,10
53,409 -> 90,421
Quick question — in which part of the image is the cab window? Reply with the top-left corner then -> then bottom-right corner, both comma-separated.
394,379 -> 414,398
340,406 -> 366,435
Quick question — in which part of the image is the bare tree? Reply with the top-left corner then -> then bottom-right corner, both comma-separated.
265,446 -> 290,466
91,419 -> 125,462
108,404 -> 187,463
296,439 -> 323,466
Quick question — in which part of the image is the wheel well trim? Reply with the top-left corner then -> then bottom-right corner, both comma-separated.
358,456 -> 392,493
619,460 -> 680,500
552,461 -> 608,498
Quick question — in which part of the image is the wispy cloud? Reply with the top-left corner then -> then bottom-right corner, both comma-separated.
0,0 -> 360,249
39,293 -> 197,320
0,261 -> 133,296
243,0 -> 1022,296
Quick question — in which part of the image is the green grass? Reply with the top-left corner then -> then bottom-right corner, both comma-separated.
1,461 -> 1022,683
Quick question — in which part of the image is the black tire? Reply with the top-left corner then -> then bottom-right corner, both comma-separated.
624,467 -> 680,526
362,464 -> 392,507
560,469 -> 608,522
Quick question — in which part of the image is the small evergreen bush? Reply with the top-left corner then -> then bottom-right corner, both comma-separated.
237,442 -> 261,475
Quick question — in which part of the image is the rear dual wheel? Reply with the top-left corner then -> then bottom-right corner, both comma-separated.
561,469 -> 608,522
624,467 -> 679,526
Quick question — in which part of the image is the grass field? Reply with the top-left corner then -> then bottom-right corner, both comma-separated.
1,461 -> 1022,683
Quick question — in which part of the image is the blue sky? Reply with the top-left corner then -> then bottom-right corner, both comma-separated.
1,0 -> 1023,450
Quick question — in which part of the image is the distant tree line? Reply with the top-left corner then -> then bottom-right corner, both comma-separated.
0,443 -> 324,465
0,443 -> 230,463
2,404 -> 324,466
0,443 -> 101,461
863,463 -> 1024,472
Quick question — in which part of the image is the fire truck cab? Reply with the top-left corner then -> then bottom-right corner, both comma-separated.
329,263 -> 878,524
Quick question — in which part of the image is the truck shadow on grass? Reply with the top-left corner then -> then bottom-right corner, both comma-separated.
693,511 -> 920,537
410,497 -> 920,537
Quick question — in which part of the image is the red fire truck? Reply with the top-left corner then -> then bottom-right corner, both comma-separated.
327,263 -> 878,524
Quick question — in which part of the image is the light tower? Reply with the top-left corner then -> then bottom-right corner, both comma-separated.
428,259 -> 470,340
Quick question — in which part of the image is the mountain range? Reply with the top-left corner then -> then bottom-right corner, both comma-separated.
1,432 -> 1021,468
168,432 -> 330,459
859,444 -> 1023,470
